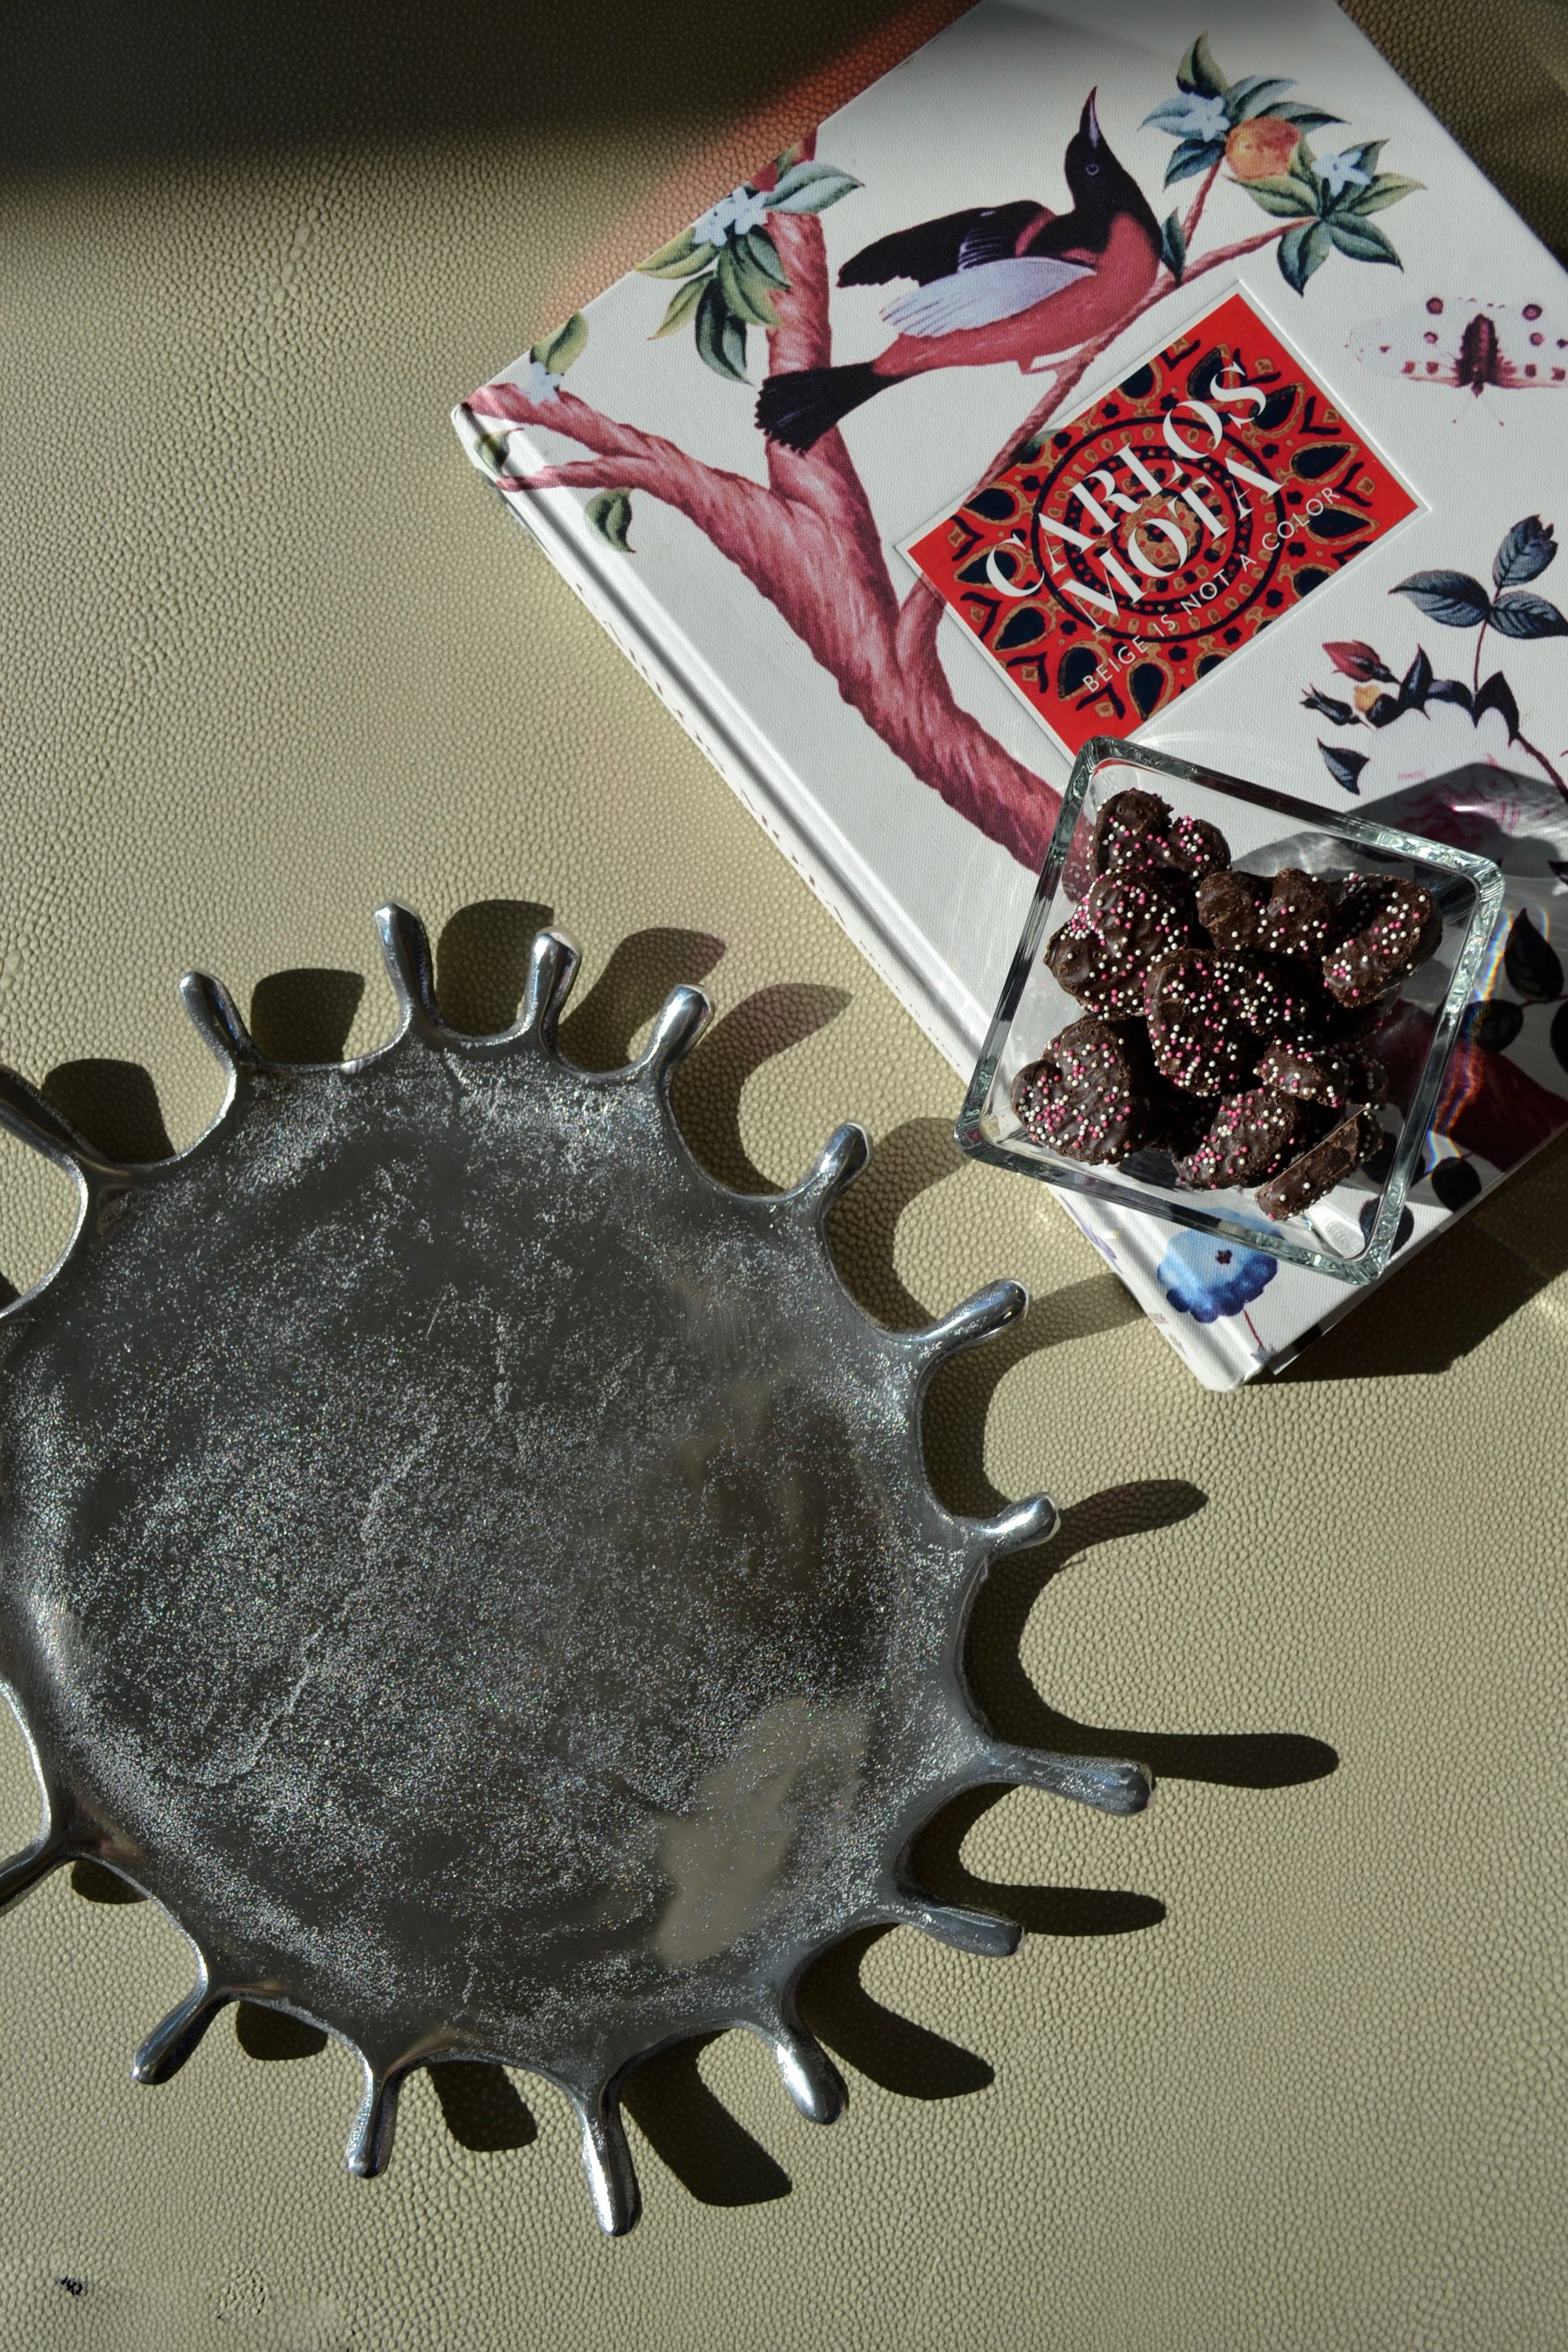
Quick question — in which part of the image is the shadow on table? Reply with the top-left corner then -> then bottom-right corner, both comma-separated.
0,0 -> 937,172
1280,1126 -> 1568,1381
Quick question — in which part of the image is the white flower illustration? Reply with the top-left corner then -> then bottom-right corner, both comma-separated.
1316,149 -> 1372,199
691,183 -> 772,247
1169,91 -> 1232,143
521,355 -> 563,405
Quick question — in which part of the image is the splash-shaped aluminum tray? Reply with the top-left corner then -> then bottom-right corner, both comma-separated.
0,908 -> 1148,2231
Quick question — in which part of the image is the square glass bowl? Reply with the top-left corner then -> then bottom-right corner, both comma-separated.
956,739 -> 1504,1284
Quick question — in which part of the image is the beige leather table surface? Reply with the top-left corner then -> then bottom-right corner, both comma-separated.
2,3 -> 1567,2345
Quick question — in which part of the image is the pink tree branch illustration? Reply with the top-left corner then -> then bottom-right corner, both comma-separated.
471,160 -> 1292,872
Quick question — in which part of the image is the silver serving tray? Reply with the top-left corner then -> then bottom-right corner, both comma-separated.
0,907 -> 1147,2231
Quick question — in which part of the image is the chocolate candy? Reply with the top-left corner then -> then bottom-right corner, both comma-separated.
1323,875 -> 1441,1007
1091,787 -> 1170,875
1144,948 -> 1283,1094
1033,803 -> 1440,1206
1011,1016 -> 1166,1163
1164,812 -> 1230,883
1179,1087 -> 1306,1190
1198,865 -> 1337,960
1045,870 -> 1197,1021
1196,868 -> 1267,951
1092,789 -> 1230,883
1256,1039 -> 1388,1111
1258,1110 -> 1384,1219
1255,867 -> 1338,960
1263,961 -> 1336,1054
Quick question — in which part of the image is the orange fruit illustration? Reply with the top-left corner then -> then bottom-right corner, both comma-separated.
1226,118 -> 1302,181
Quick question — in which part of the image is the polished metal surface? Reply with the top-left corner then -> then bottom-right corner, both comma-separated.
0,907 -> 1149,2232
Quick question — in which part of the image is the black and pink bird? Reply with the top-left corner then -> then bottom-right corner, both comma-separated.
757,93 -> 1162,453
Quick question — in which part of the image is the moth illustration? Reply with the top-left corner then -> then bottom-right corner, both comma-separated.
1349,296 -> 1568,394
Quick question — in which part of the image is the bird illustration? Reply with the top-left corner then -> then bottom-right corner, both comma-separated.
757,93 -> 1161,454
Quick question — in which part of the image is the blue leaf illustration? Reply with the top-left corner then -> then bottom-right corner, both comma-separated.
1494,515 -> 1557,588
1390,569 -> 1491,628
1472,670 -> 1520,739
1164,136 -> 1226,187
1425,677 -> 1473,710
1397,645 -> 1433,710
1460,1001 -> 1523,1052
1504,910 -> 1564,1002
1489,590 -> 1568,641
1318,740 -> 1369,794
1143,98 -> 1205,131
1302,687 -> 1358,724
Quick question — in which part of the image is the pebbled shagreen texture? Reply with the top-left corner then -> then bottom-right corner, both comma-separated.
0,2 -> 1566,2347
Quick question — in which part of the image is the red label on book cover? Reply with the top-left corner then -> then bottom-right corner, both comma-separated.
903,292 -> 1417,758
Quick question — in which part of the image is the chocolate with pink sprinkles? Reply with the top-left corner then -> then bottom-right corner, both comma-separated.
1045,870 -> 1197,1021
1013,797 -> 1443,1220
1011,1016 -> 1166,1163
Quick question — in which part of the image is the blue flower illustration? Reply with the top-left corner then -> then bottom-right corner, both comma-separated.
1156,1228 -> 1278,1324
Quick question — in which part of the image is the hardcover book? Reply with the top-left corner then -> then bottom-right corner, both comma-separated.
455,0 -> 1568,1388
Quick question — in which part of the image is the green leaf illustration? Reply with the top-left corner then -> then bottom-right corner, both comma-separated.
585,489 -> 635,553
1159,209 -> 1188,281
769,163 -> 862,215
637,228 -> 713,280
458,419 -> 510,479
652,272 -> 711,338
1242,175 -> 1318,218
740,226 -> 790,288
1326,214 -> 1401,264
1177,32 -> 1230,96
531,313 -> 587,374
1346,172 -> 1424,215
1229,75 -> 1296,119
695,278 -> 749,383
1268,102 -> 1345,129
1278,218 -> 1332,292
716,243 -> 780,326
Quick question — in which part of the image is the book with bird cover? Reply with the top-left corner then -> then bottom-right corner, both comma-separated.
455,0 -> 1568,1388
